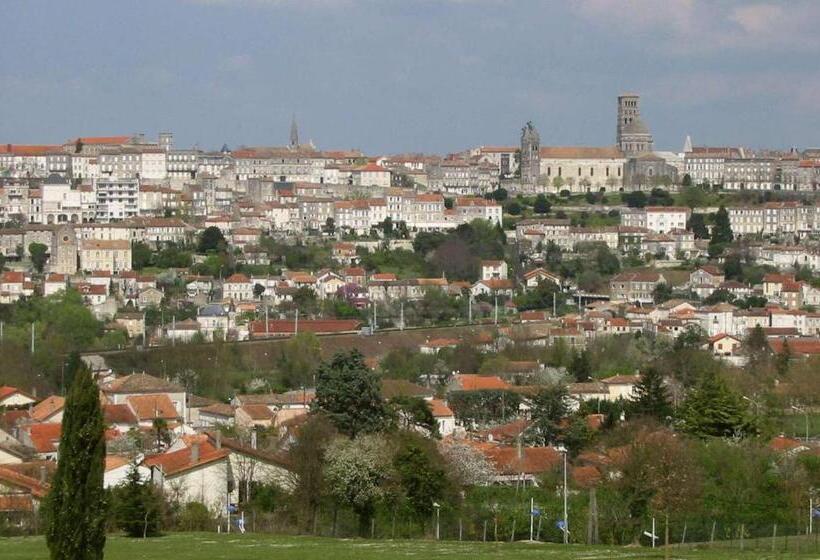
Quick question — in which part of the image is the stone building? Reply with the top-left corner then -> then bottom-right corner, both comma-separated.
50,225 -> 78,275
616,94 -> 654,156
520,121 -> 540,187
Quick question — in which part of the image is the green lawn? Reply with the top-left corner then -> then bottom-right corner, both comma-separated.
3,533 -> 817,559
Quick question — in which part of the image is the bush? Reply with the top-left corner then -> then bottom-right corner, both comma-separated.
175,502 -> 214,532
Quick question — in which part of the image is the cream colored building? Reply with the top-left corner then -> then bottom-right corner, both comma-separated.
539,146 -> 626,192
79,239 -> 132,272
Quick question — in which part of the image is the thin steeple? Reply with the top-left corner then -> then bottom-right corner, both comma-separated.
290,114 -> 299,148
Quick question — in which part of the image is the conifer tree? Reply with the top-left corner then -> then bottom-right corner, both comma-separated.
677,370 -> 752,438
630,367 -> 672,422
708,205 -> 733,254
113,465 -> 162,538
43,364 -> 106,560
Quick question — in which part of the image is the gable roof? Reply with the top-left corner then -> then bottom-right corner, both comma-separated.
0,466 -> 48,498
30,396 -> 65,422
143,441 -> 229,477
453,374 -> 510,391
103,403 -> 138,425
104,373 -> 184,394
126,394 -> 179,421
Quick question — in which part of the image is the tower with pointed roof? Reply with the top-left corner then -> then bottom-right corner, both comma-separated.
616,94 -> 653,156
289,115 -> 299,148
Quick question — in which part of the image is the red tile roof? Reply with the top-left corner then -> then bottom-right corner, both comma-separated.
126,394 -> 179,421
0,466 -> 48,498
428,399 -> 454,418
27,423 -> 62,453
453,374 -> 510,391
143,442 -> 229,476
103,404 -> 138,425
30,396 -> 65,422
249,319 -> 361,335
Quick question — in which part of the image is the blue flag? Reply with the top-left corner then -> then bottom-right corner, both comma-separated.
556,519 -> 566,530
531,508 -> 541,517
812,507 -> 820,519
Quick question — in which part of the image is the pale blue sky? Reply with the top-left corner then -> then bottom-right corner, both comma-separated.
2,0 -> 818,153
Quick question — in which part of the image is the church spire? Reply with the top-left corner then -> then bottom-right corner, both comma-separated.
290,114 -> 299,148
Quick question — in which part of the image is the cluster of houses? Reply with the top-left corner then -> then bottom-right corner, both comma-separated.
0,337 -> 653,523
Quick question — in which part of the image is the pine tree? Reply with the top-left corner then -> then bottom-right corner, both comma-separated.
630,367 -> 672,422
113,465 -> 162,538
677,370 -> 752,438
43,364 -> 106,559
314,350 -> 388,437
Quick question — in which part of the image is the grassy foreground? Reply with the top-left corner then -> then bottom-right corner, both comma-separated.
2,533 -> 817,560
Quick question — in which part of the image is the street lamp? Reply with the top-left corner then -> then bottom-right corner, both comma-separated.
557,444 -> 568,544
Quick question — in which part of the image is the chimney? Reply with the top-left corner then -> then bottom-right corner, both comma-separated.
516,436 -> 523,461
215,430 -> 222,449
191,442 -> 200,463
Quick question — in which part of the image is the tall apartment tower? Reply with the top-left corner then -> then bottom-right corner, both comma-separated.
616,94 -> 654,156
520,121 -> 541,186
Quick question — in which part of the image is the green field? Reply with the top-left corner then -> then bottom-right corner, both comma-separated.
2,533 -> 818,560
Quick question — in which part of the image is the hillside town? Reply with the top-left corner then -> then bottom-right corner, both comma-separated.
1,94 -> 819,547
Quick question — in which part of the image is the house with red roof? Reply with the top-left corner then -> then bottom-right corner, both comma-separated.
223,273 -> 254,302
29,396 -> 65,424
450,374 -> 511,392
0,387 -> 36,409
144,441 -> 231,511
0,464 -> 49,524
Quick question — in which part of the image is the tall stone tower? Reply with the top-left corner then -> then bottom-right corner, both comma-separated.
520,121 -> 541,187
50,225 -> 78,275
616,94 -> 654,156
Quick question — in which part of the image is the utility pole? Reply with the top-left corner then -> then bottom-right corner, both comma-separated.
400,301 -> 404,331
494,294 -> 498,325
468,296 -> 472,324
265,304 -> 269,336
529,497 -> 534,541
562,447 -> 568,544
553,292 -> 557,317
373,301 -> 377,331
295,308 -> 299,335
30,322 -> 35,354
171,315 -> 175,346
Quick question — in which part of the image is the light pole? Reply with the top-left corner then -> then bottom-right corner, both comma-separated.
433,502 -> 441,540
557,444 -> 568,544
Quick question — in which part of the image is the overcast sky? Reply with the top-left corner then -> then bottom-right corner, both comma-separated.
2,0 -> 818,154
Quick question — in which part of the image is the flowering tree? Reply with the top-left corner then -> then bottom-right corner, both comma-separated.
324,434 -> 391,536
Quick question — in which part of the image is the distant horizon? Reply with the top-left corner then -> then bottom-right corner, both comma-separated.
3,1 -> 819,154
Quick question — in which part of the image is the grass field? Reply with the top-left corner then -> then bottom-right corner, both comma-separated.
3,533 -> 818,560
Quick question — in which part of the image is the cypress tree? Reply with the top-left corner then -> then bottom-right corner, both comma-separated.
43,364 -> 106,559
630,367 -> 672,422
